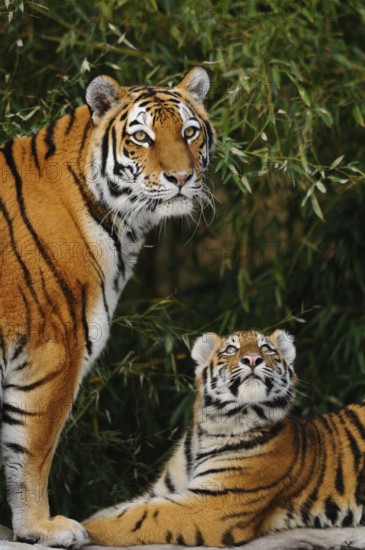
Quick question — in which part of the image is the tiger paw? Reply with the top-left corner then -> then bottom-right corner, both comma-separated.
15,515 -> 90,548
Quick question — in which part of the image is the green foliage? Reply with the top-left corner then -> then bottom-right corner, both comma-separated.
1,0 -> 365,522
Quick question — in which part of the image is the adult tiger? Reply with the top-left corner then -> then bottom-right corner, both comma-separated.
84,329 -> 365,548
0,67 -> 215,548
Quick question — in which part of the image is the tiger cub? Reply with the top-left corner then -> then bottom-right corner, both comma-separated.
84,329 -> 365,548
0,67 -> 215,547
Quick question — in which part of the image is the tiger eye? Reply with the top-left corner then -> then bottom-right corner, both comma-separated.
134,130 -> 148,141
225,345 -> 237,355
184,126 -> 197,139
261,344 -> 275,355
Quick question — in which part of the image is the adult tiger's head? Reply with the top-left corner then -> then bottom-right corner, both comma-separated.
85,67 -> 215,224
192,329 -> 297,433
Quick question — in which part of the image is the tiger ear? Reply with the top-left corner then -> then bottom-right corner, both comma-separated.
176,67 -> 210,103
269,330 -> 296,366
86,75 -> 124,124
191,332 -> 220,372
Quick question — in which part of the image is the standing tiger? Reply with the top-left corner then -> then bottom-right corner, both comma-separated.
0,67 -> 215,548
84,329 -> 365,548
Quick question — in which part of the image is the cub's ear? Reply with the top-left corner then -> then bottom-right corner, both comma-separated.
176,67 -> 210,103
269,330 -> 296,366
86,75 -> 124,124
191,332 -> 220,372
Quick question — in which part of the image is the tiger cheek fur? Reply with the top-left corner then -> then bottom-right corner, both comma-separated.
84,330 -> 365,548
0,67 -> 215,547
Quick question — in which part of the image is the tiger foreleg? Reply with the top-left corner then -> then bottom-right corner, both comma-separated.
83,492 -> 256,547
1,342 -> 89,548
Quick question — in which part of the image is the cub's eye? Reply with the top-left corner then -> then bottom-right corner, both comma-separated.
184,126 -> 199,140
261,344 -> 275,355
224,345 -> 238,355
132,130 -> 151,143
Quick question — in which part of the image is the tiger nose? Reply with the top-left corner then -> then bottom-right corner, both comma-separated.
163,171 -> 193,188
242,354 -> 263,369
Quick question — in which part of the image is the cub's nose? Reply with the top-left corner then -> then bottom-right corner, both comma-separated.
241,354 -> 263,369
163,171 -> 193,188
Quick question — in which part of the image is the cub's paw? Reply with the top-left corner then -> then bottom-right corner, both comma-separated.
15,515 -> 90,548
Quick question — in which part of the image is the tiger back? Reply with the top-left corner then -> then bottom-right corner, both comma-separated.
0,67 -> 215,548
84,329 -> 365,548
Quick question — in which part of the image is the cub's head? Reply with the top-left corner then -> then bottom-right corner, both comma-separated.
85,67 -> 215,225
192,329 -> 296,431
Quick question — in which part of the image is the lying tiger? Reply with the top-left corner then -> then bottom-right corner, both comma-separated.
84,329 -> 365,548
0,67 -> 214,547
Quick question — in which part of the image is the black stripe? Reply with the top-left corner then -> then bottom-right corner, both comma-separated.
203,392 -> 236,411
0,196 -> 44,314
44,120 -> 57,159
11,335 -> 27,361
251,404 -> 268,420
343,408 -> 365,440
65,109 -> 76,135
3,403 -> 37,416
189,475 -> 284,496
100,279 -> 110,324
14,361 -> 29,371
101,117 -> 114,176
195,465 -> 245,478
300,422 -> 324,521
4,369 -> 62,392
78,118 -> 92,160
6,442 -> 28,454
131,510 -> 147,532
321,414 -> 344,496
67,165 -> 125,280
344,426 -> 361,470
107,177 -> 124,198
195,528 -> 204,546
335,461 -> 344,495
19,287 -> 31,339
1,141 -> 77,325
176,534 -> 185,545
184,424 -> 193,476
196,422 -> 283,461
228,376 -> 240,397
342,509 -> 354,527
164,471 -> 175,492
263,395 -> 290,409
221,530 -> 234,546
165,531 -> 172,543
60,200 -> 109,328
2,413 -> 23,425
325,496 -> 340,525
80,283 -> 92,355
0,328 -> 6,362
30,133 -> 40,173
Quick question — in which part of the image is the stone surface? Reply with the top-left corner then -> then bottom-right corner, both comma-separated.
1,527 -> 365,550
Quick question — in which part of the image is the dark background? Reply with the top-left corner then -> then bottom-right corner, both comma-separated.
1,0 -> 365,521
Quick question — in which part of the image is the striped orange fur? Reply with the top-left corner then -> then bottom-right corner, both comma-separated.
0,67 -> 215,547
84,330 -> 365,547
